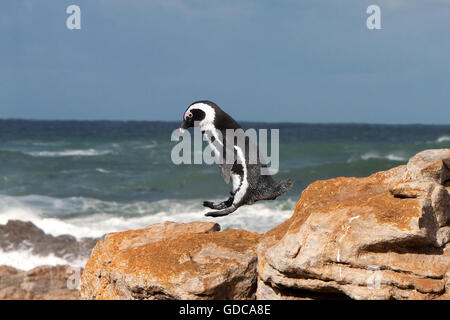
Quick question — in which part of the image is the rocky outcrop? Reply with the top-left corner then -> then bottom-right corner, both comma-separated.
0,220 -> 98,263
80,149 -> 450,300
0,220 -> 95,300
0,265 -> 81,300
257,149 -> 450,300
80,222 -> 261,299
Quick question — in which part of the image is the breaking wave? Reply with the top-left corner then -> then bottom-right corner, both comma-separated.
0,194 -> 295,239
0,249 -> 86,270
360,152 -> 406,162
436,135 -> 450,143
0,193 -> 295,269
25,149 -> 112,157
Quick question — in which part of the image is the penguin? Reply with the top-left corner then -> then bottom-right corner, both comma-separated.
180,100 -> 294,217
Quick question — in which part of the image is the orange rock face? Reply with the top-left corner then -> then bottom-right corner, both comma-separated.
257,149 -> 450,299
80,149 -> 450,300
80,221 -> 261,299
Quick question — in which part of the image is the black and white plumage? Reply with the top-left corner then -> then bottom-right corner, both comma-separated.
180,100 -> 294,217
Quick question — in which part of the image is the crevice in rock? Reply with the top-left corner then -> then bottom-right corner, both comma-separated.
360,241 -> 443,255
130,286 -> 176,300
281,269 -> 337,283
329,260 -> 444,280
392,194 -> 418,199
278,263 -> 446,296
266,281 -> 351,300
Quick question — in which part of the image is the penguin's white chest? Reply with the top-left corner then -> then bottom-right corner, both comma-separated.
232,145 -> 249,204
202,128 -> 249,205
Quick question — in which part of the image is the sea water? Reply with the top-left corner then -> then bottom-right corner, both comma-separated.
0,120 -> 449,268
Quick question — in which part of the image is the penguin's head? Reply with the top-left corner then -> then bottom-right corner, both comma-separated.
180,101 -> 216,130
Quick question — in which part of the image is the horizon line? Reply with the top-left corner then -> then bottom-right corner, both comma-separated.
1,118 -> 450,127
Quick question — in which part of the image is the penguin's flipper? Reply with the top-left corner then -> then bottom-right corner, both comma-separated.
205,205 -> 237,217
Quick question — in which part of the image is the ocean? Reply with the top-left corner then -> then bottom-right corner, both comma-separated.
0,119 -> 449,269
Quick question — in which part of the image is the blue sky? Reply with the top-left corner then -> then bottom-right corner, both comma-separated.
1,0 -> 449,123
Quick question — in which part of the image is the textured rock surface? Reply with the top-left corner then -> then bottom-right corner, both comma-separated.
257,149 -> 450,300
0,265 -> 80,300
0,220 -> 98,263
80,221 -> 261,299
80,149 -> 449,300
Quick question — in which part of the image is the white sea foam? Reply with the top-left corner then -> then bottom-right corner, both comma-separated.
0,204 -> 104,238
360,152 -> 379,160
25,149 -> 112,157
65,200 -> 295,236
95,168 -> 111,173
0,194 -> 295,269
360,152 -> 406,162
436,135 -> 450,143
385,154 -> 406,161
31,141 -> 67,147
0,194 -> 295,239
0,249 -> 87,270
138,141 -> 158,149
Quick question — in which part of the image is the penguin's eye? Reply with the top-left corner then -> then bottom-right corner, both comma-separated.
184,111 -> 193,120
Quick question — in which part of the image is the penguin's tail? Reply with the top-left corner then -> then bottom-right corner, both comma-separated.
260,178 -> 294,201
275,178 -> 294,196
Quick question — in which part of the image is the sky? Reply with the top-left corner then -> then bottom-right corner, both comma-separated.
1,0 -> 449,124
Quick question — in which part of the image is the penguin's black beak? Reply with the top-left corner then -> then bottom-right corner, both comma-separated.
180,119 -> 192,130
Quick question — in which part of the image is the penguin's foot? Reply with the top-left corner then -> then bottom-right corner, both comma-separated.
202,193 -> 234,210
205,205 -> 237,218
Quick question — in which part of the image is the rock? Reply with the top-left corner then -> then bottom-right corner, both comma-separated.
257,149 -> 450,300
80,221 -> 261,300
0,220 -> 99,263
80,149 -> 449,300
0,265 -> 81,300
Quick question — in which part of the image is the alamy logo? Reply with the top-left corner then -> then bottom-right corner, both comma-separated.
66,266 -> 81,290
366,5 -> 381,30
366,265 -> 382,289
66,5 -> 81,30
170,126 -> 279,175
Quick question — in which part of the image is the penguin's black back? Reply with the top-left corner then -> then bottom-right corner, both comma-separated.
191,100 -> 241,131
